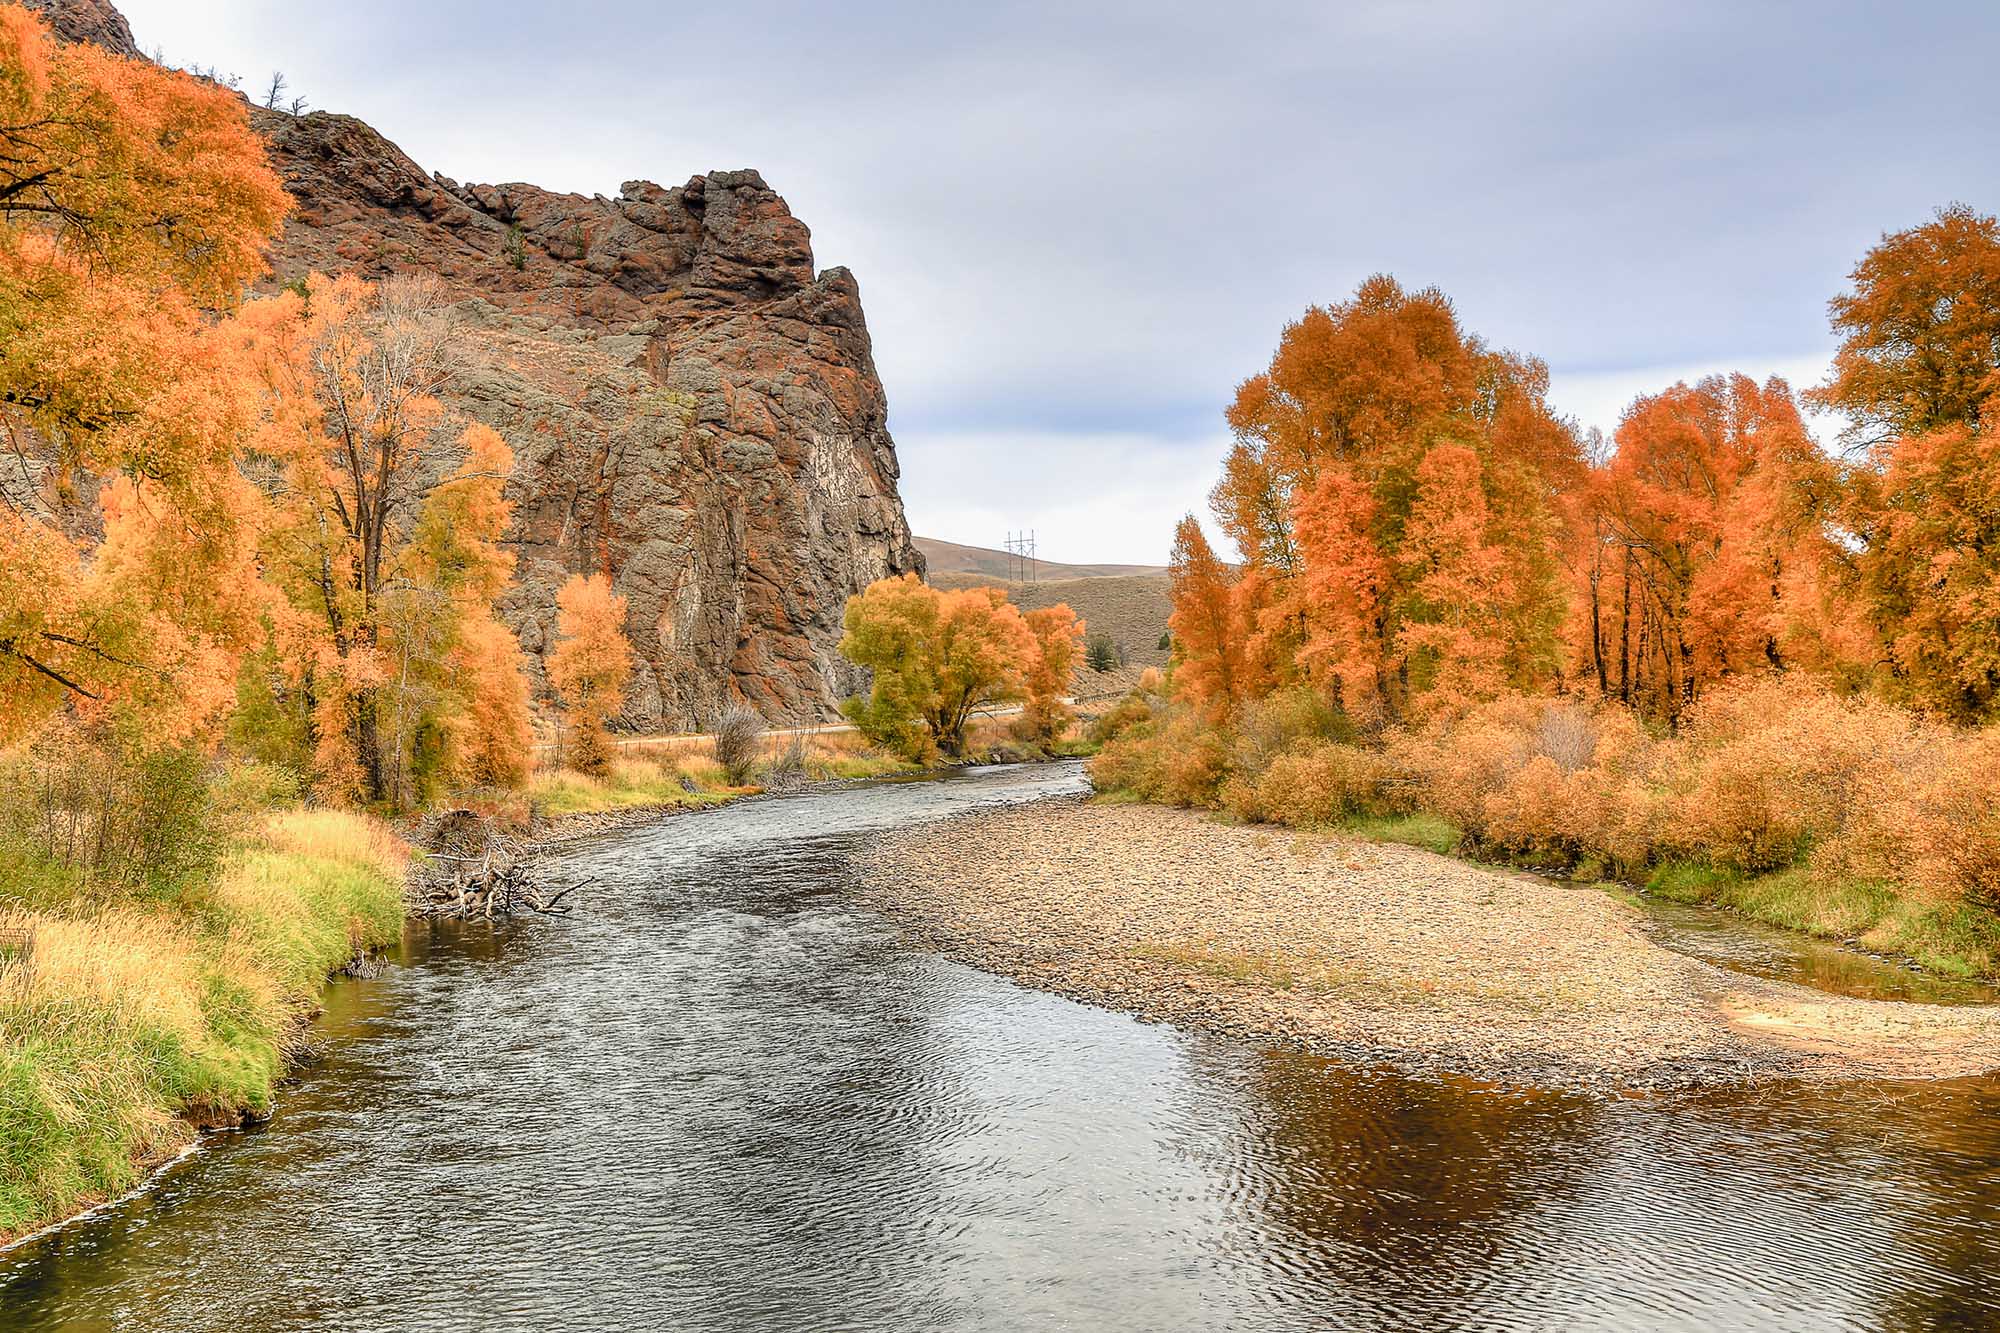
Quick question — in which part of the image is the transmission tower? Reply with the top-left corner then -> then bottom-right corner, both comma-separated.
1003,530 -> 1038,586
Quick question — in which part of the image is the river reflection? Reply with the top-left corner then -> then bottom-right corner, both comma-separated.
0,763 -> 1994,1331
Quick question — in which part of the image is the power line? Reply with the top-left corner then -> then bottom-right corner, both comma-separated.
1003,529 -> 1038,586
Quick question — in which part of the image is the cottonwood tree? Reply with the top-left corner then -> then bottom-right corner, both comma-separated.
1809,203 -> 2000,453
0,5 -> 288,741
1218,275 -> 1580,721
547,572 -> 632,775
1165,516 -> 1252,714
1811,206 -> 2000,721
1019,603 -> 1085,741
246,273 -> 529,805
838,574 -> 1040,760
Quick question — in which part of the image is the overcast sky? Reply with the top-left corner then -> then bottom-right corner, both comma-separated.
120,1 -> 1999,564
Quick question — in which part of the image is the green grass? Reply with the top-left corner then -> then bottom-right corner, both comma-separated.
1345,812 -> 1462,856
1642,858 -> 1998,980
0,808 -> 407,1241
528,764 -> 740,817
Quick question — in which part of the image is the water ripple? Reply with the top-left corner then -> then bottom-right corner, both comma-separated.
1,763 -> 1994,1331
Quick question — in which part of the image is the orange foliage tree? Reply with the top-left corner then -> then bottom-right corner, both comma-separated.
246,275 -> 531,805
1576,374 -> 1855,722
1020,603 -> 1086,741
1809,203 -> 2000,453
1220,275 -> 1578,720
1166,515 -> 1253,712
1817,206 -> 2000,721
0,4 -> 288,740
547,572 -> 633,775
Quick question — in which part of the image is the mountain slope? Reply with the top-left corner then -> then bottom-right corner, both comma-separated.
915,537 -> 1165,582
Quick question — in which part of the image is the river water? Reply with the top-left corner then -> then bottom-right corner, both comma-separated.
2,763 -> 1996,1331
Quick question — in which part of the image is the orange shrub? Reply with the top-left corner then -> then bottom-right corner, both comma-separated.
1855,732 -> 2000,909
1088,707 -> 1230,808
1660,679 -> 1929,874
1247,741 -> 1390,827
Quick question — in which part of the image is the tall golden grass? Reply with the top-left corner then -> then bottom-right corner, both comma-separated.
526,730 -> 916,818
0,807 -> 406,1240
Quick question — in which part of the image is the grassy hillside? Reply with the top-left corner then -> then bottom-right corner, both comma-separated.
930,571 -> 1173,669
916,536 -> 1166,582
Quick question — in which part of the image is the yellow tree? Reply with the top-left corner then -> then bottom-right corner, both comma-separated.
839,574 -> 1038,759
547,572 -> 633,775
0,4 -> 288,739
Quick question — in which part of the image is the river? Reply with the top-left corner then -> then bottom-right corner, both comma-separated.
2,763 -> 1995,1331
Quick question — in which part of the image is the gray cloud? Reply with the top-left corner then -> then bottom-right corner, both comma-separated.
122,0 -> 2000,561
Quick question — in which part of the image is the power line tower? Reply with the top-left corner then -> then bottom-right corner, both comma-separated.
1003,530 -> 1038,586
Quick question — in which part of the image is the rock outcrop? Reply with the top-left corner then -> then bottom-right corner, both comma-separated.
23,0 -> 138,57
44,1 -> 922,727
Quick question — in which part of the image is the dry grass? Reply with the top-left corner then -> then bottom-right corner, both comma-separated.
529,732 -> 916,817
929,572 -> 1173,669
0,806 -> 407,1240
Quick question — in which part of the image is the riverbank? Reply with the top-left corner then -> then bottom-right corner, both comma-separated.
858,797 -> 2000,1091
522,720 -> 1085,840
0,809 -> 406,1244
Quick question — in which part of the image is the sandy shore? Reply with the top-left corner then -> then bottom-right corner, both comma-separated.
857,797 -> 2000,1091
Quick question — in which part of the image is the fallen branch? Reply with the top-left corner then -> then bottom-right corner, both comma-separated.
408,808 -> 581,919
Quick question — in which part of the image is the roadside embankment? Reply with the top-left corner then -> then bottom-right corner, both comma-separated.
858,797 -> 2000,1091
0,809 -> 406,1243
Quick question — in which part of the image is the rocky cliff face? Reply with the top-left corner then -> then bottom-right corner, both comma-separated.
23,0 -> 138,57
45,2 -> 923,728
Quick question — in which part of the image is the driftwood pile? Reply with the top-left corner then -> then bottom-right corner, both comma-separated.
409,809 -> 591,919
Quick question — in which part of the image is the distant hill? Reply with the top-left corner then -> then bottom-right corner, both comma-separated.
916,536 -> 1166,582
928,571 -> 1174,669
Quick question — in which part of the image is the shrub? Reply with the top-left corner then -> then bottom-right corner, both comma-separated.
1387,694 -> 1545,834
1659,679 -> 1927,874
0,728 -> 227,899
713,705 -> 764,785
1089,707 -> 1229,808
1869,732 -> 2000,911
1230,686 -> 1351,781
1250,741 -> 1389,827
1088,690 -> 1153,746
1084,633 -> 1119,672
1089,720 -> 1163,798
1158,717 -> 1231,807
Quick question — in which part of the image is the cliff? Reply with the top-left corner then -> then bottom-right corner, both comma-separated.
37,1 -> 922,728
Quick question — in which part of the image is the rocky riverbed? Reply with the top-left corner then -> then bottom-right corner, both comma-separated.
858,796 -> 2000,1091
